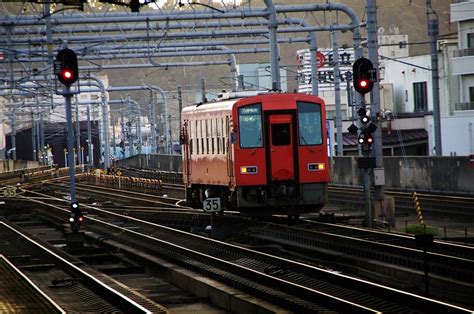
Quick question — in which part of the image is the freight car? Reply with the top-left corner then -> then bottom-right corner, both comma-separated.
180,91 -> 329,218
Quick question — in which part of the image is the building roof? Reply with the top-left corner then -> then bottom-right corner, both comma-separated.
343,129 -> 428,147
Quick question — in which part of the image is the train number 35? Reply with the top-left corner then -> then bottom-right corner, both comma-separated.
203,198 -> 221,213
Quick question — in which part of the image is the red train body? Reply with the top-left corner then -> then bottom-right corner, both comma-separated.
181,91 -> 329,216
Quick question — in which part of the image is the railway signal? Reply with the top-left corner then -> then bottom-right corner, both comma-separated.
69,201 -> 84,232
55,48 -> 78,86
352,57 -> 375,95
354,106 -> 377,151
358,122 -> 377,150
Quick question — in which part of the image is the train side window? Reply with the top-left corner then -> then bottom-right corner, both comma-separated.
197,136 -> 200,155
272,124 -> 291,146
221,118 -> 225,139
189,139 -> 193,154
297,101 -> 323,145
195,121 -> 198,143
217,136 -> 220,154
238,104 -> 263,148
222,137 -> 226,154
212,138 -> 215,154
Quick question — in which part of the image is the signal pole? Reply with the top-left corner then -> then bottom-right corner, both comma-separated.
55,48 -> 82,233
367,0 -> 385,203
64,85 -> 77,203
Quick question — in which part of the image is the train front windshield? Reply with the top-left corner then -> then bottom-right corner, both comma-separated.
238,104 -> 263,148
297,101 -> 323,146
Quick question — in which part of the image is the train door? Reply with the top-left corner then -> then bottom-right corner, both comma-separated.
226,116 -> 234,179
267,114 -> 296,181
181,120 -> 191,182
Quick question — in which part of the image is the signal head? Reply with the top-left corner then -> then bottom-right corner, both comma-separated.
352,57 -> 374,95
357,107 -> 370,125
366,133 -> 374,144
358,132 -> 374,146
347,124 -> 358,135
366,122 -> 378,133
56,48 -> 78,86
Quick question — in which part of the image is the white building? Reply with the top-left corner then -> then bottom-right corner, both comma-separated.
450,0 -> 474,156
297,28 -> 473,156
237,63 -> 287,92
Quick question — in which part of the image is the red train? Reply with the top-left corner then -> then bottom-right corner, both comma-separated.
180,91 -> 330,218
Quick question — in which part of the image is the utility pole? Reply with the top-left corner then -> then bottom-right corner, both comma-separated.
87,105 -> 93,167
55,47 -> 79,204
64,85 -> 77,203
367,0 -> 385,202
426,0 -> 442,156
178,85 -> 183,130
332,30 -> 343,156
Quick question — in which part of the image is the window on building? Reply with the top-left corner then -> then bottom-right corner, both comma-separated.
468,33 -> 474,49
413,82 -> 428,112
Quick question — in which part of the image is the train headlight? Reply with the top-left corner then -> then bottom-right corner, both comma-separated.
308,163 -> 325,171
240,166 -> 258,174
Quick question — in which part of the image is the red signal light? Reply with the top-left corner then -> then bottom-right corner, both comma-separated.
56,48 -> 78,86
63,70 -> 72,79
353,58 -> 374,94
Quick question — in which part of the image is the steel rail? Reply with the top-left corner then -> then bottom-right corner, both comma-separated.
0,219 -> 151,313
44,181 -> 187,208
246,222 -> 474,283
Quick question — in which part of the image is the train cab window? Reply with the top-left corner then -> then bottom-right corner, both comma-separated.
297,101 -> 323,145
238,104 -> 263,148
272,124 -> 291,146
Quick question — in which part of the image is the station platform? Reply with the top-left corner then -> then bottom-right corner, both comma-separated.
0,255 -> 64,313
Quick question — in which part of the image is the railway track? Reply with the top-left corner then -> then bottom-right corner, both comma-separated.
119,167 -> 474,218
62,193 -> 473,306
38,179 -> 474,278
0,218 -> 154,313
0,166 -> 85,188
242,219 -> 474,305
44,181 -> 189,209
13,190 -> 472,313
7,169 -> 473,310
